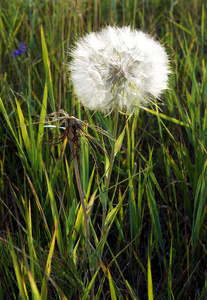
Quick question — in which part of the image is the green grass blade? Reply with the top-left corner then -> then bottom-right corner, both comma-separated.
114,125 -> 125,157
192,161 -> 207,247
44,167 -> 64,256
40,26 -> 55,111
40,218 -> 58,299
0,97 -> 31,173
147,250 -> 153,300
142,107 -> 191,128
36,83 -> 48,177
27,268 -> 41,300
15,98 -> 33,164
8,233 -> 28,300
82,267 -> 100,300
107,267 -> 117,300
145,172 -> 165,255
25,173 -> 51,241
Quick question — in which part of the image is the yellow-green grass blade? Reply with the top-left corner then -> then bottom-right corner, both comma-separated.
15,98 -> 33,164
27,70 -> 36,167
108,272 -> 125,300
107,267 -> 117,300
40,215 -> 58,299
103,139 -> 110,184
94,263 -> 108,300
27,268 -> 41,300
147,250 -> 153,300
145,173 -> 165,255
44,167 -> 64,256
40,26 -> 55,111
8,233 -> 28,300
137,160 -> 146,238
106,239 -> 139,300
133,249 -> 147,276
201,3 -> 205,45
0,197 -> 29,238
168,13 -> 192,35
82,266 -> 100,300
125,280 -> 138,300
65,159 -> 83,242
192,160 -> 207,248
201,61 -> 207,101
85,165 -> 96,209
11,10 -> 25,43
27,200 -> 35,280
43,157 -> 66,212
0,15 -> 6,46
183,35 -> 200,98
72,165 -> 96,242
167,240 -> 175,300
0,97 -> 31,174
72,199 -> 85,243
104,206 -> 118,228
142,106 -> 191,128
114,125 -> 125,157
36,83 -> 48,177
104,185 -> 128,230
95,188 -> 126,258
63,199 -> 76,254
80,134 -> 89,193
25,173 -> 52,241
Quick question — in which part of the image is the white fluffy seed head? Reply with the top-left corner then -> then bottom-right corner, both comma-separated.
69,26 -> 170,112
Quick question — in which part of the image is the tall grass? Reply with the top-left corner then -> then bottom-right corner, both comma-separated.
0,0 -> 206,299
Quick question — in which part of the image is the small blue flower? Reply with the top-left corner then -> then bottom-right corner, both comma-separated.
11,49 -> 21,57
19,42 -> 26,54
11,42 -> 26,57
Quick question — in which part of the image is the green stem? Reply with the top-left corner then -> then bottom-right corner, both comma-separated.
102,109 -> 119,234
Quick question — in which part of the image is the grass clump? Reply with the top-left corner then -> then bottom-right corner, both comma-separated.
0,0 -> 206,299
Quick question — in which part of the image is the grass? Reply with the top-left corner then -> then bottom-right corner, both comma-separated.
0,0 -> 206,299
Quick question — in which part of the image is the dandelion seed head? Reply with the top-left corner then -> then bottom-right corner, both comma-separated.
69,26 -> 170,112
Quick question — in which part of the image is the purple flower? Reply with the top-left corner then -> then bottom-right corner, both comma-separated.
19,42 -> 26,54
11,49 -> 21,57
11,42 -> 26,57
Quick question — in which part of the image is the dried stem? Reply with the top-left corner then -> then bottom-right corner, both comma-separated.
67,121 -> 94,299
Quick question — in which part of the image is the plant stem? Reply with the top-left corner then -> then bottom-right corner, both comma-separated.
102,109 -> 119,234
67,121 -> 94,299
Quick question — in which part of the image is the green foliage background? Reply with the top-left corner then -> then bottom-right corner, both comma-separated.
0,0 -> 206,299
